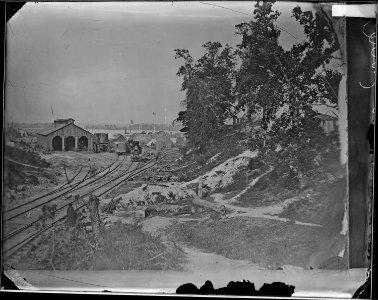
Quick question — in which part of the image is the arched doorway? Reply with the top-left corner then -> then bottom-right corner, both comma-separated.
65,136 -> 75,151
78,136 -> 89,151
52,136 -> 62,151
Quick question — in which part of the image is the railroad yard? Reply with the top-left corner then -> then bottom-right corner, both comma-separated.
5,2 -> 370,294
3,140 -> 347,274
3,147 -> 182,268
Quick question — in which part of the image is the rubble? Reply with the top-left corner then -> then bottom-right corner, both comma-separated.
206,153 -> 221,165
115,183 -> 195,208
140,163 -> 180,182
181,150 -> 259,193
135,210 -> 146,218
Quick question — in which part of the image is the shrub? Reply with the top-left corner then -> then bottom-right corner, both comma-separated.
21,221 -> 186,271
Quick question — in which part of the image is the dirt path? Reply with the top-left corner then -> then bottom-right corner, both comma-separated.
140,216 -> 262,273
228,167 -> 273,202
211,193 -> 323,227
179,243 -> 259,272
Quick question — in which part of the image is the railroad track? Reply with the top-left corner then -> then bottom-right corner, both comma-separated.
3,149 -> 179,260
3,155 -> 119,211
3,156 -> 124,221
3,156 -> 128,241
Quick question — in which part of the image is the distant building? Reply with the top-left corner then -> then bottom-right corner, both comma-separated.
131,132 -> 153,145
315,114 -> 338,134
93,133 -> 109,153
36,118 -> 94,151
109,134 -> 127,151
147,138 -> 157,149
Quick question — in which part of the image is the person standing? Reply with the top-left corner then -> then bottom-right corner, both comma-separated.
66,203 -> 75,226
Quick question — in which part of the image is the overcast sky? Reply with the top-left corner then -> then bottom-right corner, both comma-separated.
5,1 -> 314,125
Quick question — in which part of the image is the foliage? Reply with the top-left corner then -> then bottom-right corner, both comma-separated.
175,1 -> 342,190
4,145 -> 50,168
23,217 -> 185,271
174,42 -> 236,153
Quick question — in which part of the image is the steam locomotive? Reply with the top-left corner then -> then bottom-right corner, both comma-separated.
130,140 -> 142,162
114,139 -> 142,161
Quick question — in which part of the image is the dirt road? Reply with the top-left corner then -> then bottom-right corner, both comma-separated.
211,193 -> 323,227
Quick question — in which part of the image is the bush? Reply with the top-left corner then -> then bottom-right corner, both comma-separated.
21,221 -> 186,271
4,145 -> 50,168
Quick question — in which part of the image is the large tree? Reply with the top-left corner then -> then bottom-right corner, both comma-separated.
234,1 -> 342,188
175,42 -> 236,153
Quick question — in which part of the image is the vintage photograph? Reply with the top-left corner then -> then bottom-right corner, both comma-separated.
2,1 -> 374,296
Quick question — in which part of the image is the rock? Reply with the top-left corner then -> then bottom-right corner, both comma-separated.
134,210 -> 145,218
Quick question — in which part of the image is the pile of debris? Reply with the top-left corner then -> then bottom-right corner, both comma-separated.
100,183 -> 197,219
118,183 -> 194,207
141,164 -> 179,182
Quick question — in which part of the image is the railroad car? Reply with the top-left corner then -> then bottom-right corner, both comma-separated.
114,141 -> 130,156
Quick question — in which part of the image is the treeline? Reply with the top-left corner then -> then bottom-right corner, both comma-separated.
8,122 -> 183,132
175,1 -> 342,189
84,123 -> 183,131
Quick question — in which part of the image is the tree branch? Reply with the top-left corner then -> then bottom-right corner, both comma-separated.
323,77 -> 339,102
49,230 -> 56,271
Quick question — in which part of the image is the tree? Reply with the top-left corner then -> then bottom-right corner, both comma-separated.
234,1 -> 282,129
174,42 -> 236,153
234,1 -> 342,188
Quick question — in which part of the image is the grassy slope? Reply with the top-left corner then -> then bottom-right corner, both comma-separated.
166,139 -> 347,269
3,146 -> 54,188
168,217 -> 334,270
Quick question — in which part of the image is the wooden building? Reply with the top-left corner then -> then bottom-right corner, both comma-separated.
36,118 -> 94,151
109,134 -> 127,152
315,113 -> 338,134
93,133 -> 109,153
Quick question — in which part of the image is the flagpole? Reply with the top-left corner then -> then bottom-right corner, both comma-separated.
164,106 -> 167,127
153,112 -> 156,133
51,104 -> 56,127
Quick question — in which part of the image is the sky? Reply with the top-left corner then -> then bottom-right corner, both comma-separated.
5,1 -> 314,125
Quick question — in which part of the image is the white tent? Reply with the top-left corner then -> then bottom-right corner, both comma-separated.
147,139 -> 157,147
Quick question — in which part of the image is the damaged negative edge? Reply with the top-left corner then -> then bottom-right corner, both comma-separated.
2,266 -> 37,290
332,4 -> 377,18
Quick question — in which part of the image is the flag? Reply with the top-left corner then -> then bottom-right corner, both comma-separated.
51,105 -> 54,117
130,120 -> 134,124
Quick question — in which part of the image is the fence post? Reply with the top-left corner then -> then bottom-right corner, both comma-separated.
86,194 -> 104,249
198,176 -> 203,198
